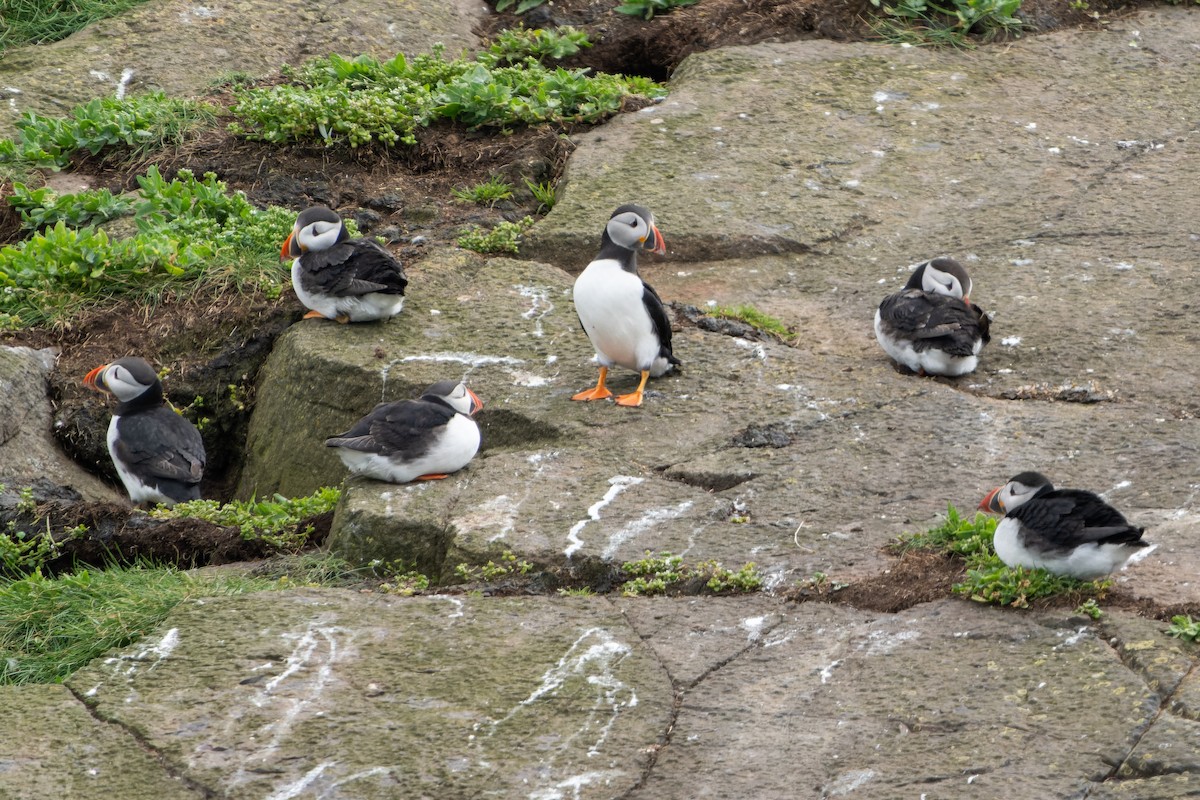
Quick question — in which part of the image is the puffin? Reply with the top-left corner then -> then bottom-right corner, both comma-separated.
83,357 -> 206,507
281,205 -> 408,323
572,204 -> 680,407
325,380 -> 483,483
874,257 -> 991,376
979,471 -> 1150,579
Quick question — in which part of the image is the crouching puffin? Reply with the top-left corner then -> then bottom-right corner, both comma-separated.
874,257 -> 991,376
325,381 -> 483,483
979,471 -> 1150,579
572,204 -> 679,407
83,357 -> 205,507
282,205 -> 408,323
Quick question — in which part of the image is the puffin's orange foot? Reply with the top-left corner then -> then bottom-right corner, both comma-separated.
335,314 -> 351,324
614,391 -> 644,407
414,473 -> 450,481
572,386 -> 613,402
302,309 -> 329,320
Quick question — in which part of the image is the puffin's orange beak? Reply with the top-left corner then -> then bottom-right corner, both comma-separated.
979,487 -> 1002,513
467,388 -> 484,416
83,364 -> 108,392
281,231 -> 295,261
647,224 -> 666,256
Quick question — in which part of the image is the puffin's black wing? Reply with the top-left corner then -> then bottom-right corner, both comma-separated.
642,281 -> 681,366
325,399 -> 455,458
300,239 -> 408,298
113,409 -> 205,486
878,289 -> 985,357
1010,488 -> 1146,549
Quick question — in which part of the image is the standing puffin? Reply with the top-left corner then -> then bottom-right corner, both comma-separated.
83,357 -> 205,507
282,206 -> 408,323
979,471 -> 1150,579
572,204 -> 679,407
325,381 -> 483,483
874,257 -> 991,376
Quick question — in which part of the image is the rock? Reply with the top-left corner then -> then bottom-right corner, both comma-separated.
0,684 -> 197,798
0,346 -> 121,502
0,0 -> 485,138
65,589 -> 674,799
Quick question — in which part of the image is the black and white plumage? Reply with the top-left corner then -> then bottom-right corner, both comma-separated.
83,357 -> 205,507
979,471 -> 1150,579
572,204 -> 680,408
325,381 -> 483,484
874,257 -> 991,376
282,206 -> 408,323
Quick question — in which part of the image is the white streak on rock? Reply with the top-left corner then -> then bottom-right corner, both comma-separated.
601,501 -> 693,560
115,68 -> 134,100
265,761 -> 334,800
488,627 -> 636,761
564,476 -> 643,557
517,284 -> 553,338
527,770 -> 627,800
819,659 -> 843,684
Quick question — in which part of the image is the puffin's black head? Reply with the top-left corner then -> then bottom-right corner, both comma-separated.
603,204 -> 666,255
282,206 -> 349,259
904,257 -> 973,303
83,356 -> 164,406
420,380 -> 483,416
980,471 -> 1054,514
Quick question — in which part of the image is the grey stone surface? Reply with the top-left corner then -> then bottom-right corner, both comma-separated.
0,346 -> 122,502
4,3 -> 1200,798
0,0 -> 485,138
66,589 -> 673,799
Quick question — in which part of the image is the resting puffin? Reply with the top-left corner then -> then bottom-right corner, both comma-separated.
979,471 -> 1149,579
281,205 -> 408,323
325,381 -> 483,483
874,257 -> 991,376
572,204 -> 679,407
83,357 -> 205,507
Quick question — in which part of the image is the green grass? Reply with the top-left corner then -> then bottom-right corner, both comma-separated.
451,176 -> 515,206
0,0 -> 155,52
899,504 -> 1111,608
525,178 -> 557,213
0,565 -> 276,685
150,488 -> 342,550
868,0 -> 1023,46
710,304 -> 793,339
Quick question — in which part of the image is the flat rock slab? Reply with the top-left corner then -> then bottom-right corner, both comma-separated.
1,594 -> 1193,797
66,589 -> 674,799
0,0 -> 484,137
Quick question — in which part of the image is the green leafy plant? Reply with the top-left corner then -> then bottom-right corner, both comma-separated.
228,44 -> 666,149
525,178 -> 557,213
457,216 -> 535,254
451,176 -> 515,206
151,488 -> 341,549
7,183 -> 132,231
900,504 -> 1110,609
455,550 -> 534,582
0,166 -> 296,329
1167,615 -> 1200,643
483,26 -> 592,64
495,0 -> 549,13
620,551 -> 763,596
868,0 -> 1023,46
0,94 -> 215,171
615,0 -> 701,20
710,304 -> 794,340
0,521 -> 60,574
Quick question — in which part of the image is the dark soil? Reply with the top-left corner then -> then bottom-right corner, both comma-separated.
0,0 -> 1167,592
